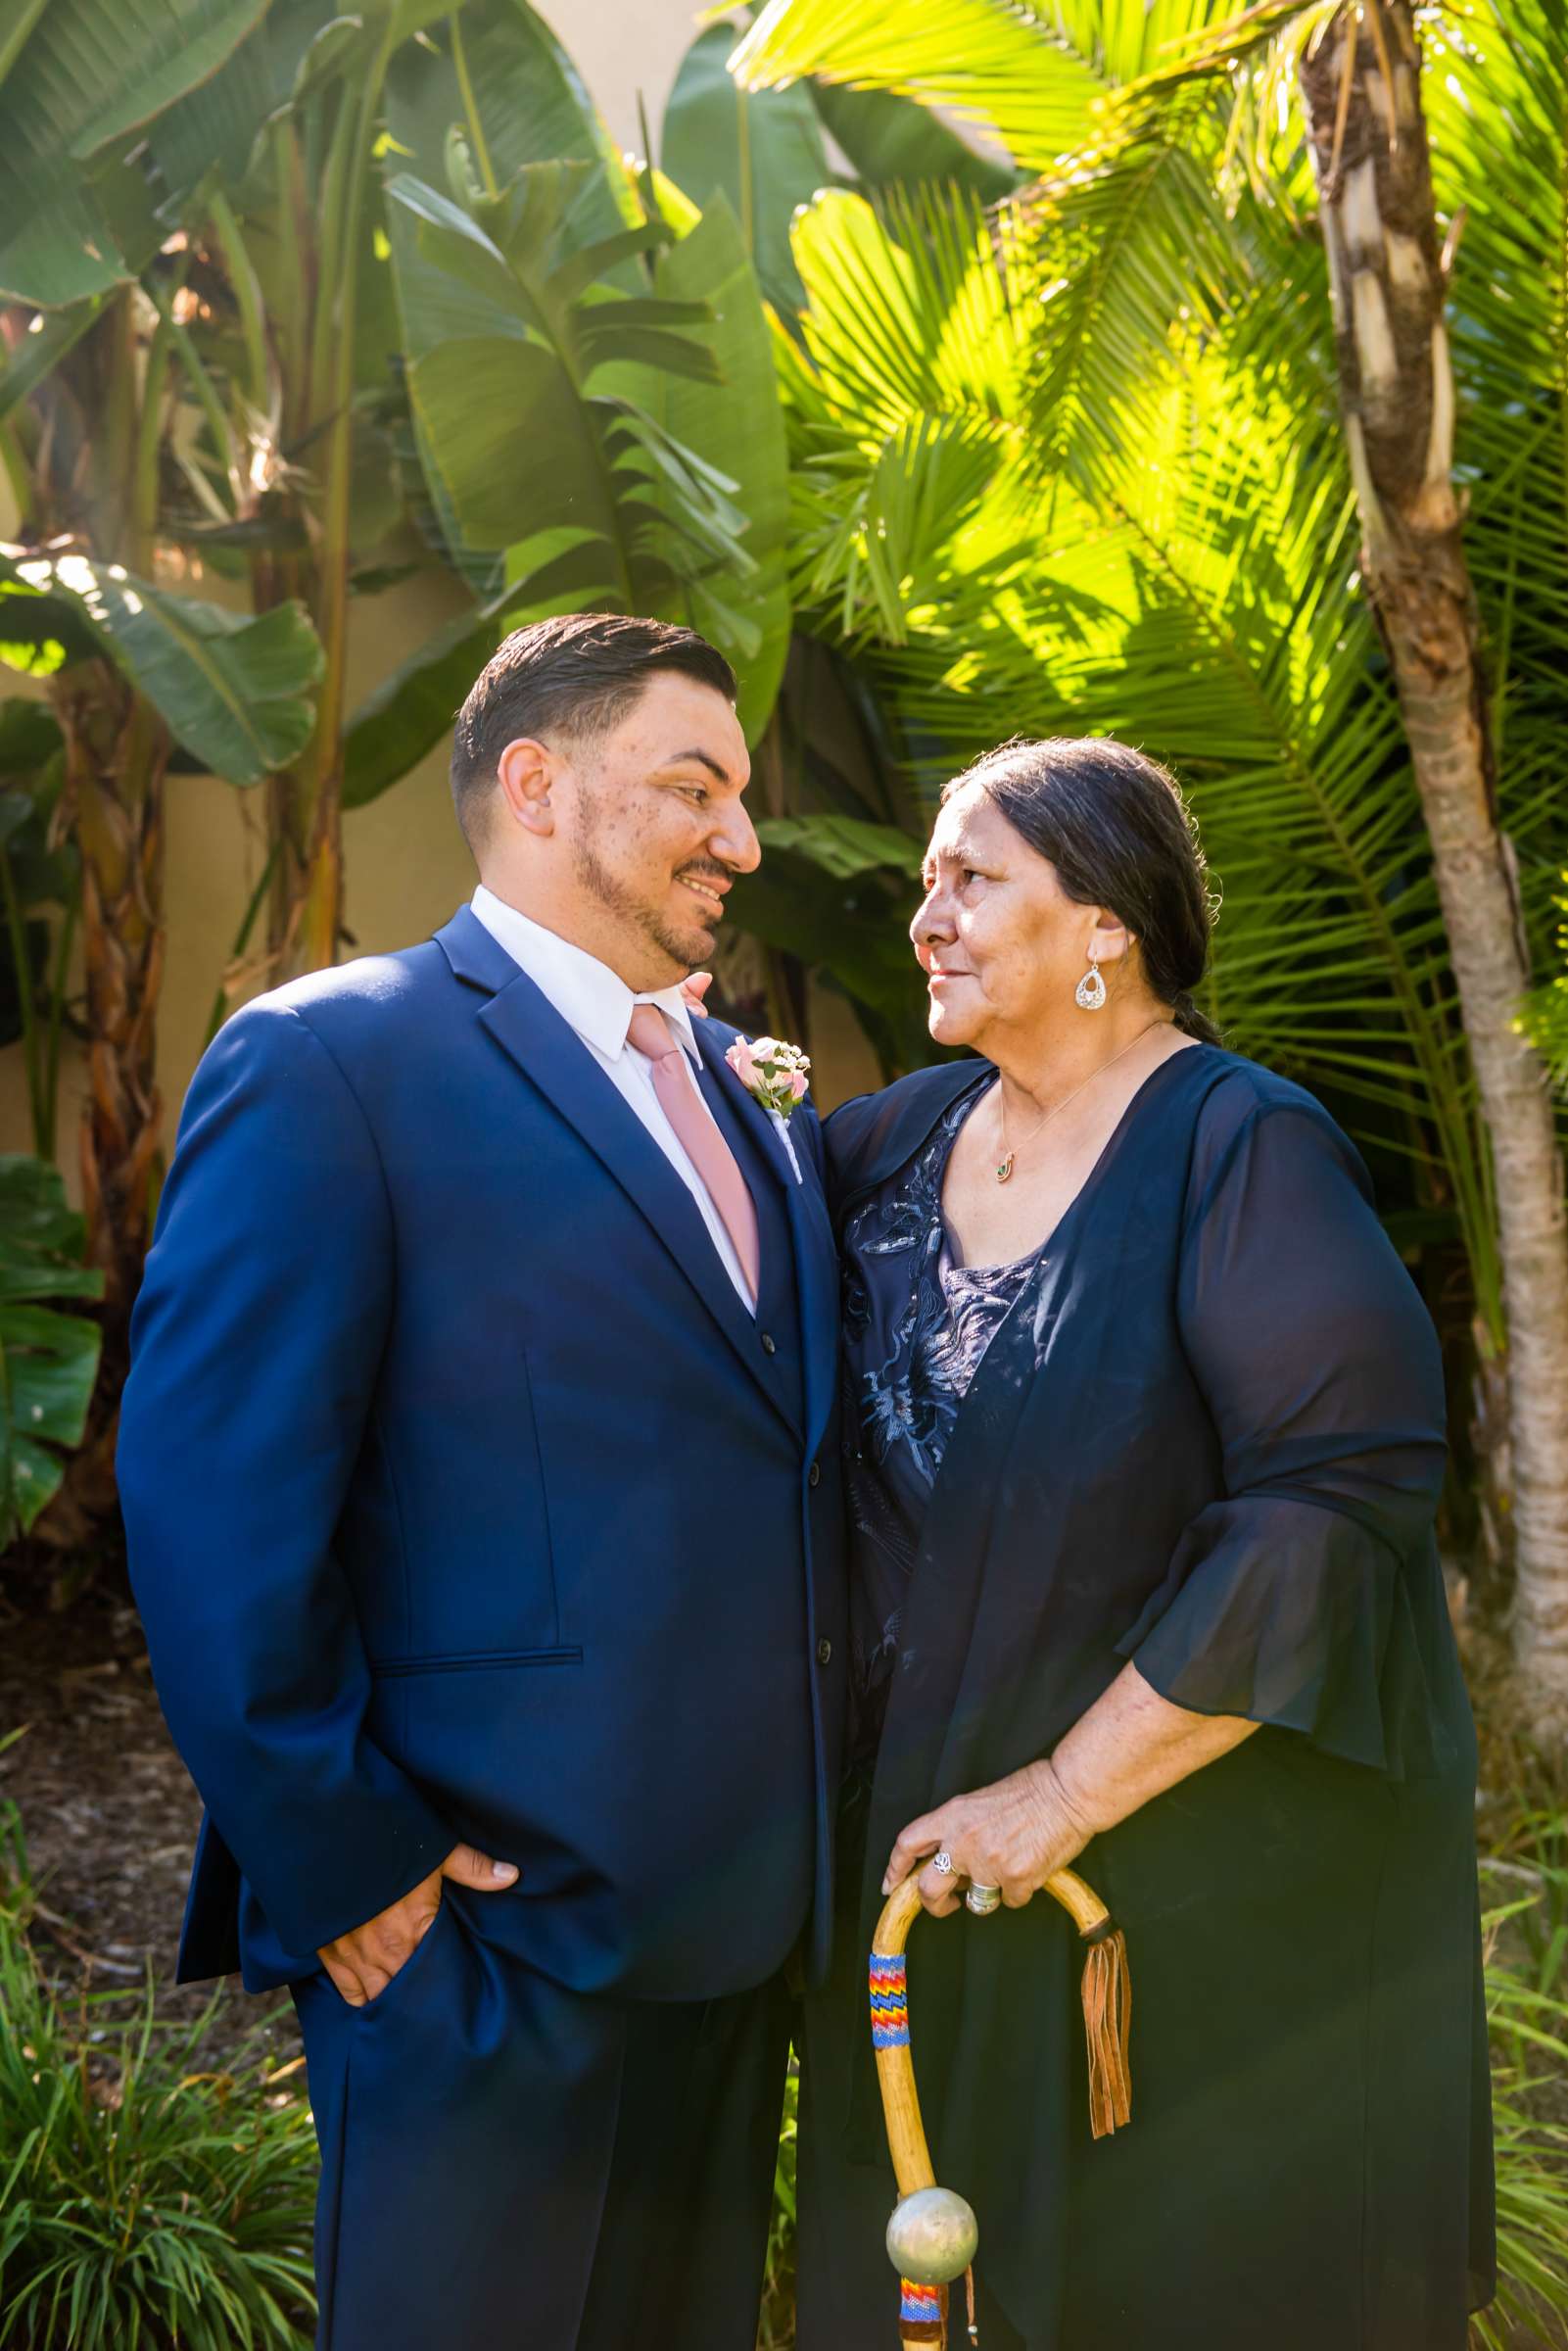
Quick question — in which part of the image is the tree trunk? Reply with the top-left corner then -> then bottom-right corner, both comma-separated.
256,74 -> 386,989
1300,2 -> 1568,1743
254,442 -> 346,985
19,294 -> 172,1554
43,658 -> 169,1540
264,674 -> 345,983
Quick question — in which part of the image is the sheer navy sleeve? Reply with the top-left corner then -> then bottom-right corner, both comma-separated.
1117,1083 -> 1448,1771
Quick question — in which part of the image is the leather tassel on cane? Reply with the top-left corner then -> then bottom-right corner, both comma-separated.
1080,1922 -> 1132,2138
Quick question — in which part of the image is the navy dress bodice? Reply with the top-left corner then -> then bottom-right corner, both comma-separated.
840,1075 -> 1038,1751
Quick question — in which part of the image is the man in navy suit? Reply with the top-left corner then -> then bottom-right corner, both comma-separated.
118,615 -> 845,2349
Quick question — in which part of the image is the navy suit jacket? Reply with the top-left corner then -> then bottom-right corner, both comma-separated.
118,907 -> 846,2001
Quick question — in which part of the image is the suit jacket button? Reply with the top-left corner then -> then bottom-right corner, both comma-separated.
760,1331 -> 777,1355
817,1638 -> 832,1667
809,1461 -> 821,1488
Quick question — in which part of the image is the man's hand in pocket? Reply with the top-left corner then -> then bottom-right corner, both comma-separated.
317,1842 -> 519,2006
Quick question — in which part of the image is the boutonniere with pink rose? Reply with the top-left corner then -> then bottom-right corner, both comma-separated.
726,1034 -> 811,1121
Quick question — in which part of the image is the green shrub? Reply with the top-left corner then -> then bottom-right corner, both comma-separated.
0,1154 -> 103,1548
1475,1817 -> 1568,2349
759,2058 -> 798,2351
0,1802 -> 315,2350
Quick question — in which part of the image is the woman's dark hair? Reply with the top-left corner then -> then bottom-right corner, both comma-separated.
943,736 -> 1222,1043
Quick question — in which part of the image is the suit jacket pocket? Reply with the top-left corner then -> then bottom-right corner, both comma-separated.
368,1646 -> 583,1677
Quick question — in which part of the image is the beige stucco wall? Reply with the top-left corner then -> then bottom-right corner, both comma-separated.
537,0 -> 713,156
0,2 -> 880,1177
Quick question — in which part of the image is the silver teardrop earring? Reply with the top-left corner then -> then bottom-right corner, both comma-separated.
1074,947 -> 1108,1012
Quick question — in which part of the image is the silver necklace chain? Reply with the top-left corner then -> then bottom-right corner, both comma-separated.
994,1020 -> 1170,1183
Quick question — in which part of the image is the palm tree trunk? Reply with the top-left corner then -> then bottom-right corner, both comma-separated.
1300,2 -> 1568,1741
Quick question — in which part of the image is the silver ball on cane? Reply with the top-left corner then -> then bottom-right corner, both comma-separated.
885,2185 -> 980,2284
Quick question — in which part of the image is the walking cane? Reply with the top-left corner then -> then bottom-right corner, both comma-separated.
869,1866 -> 1131,2348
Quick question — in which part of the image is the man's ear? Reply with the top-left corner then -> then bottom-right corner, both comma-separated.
496,737 -> 557,838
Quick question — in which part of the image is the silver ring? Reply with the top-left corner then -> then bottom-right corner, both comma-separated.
966,1883 -> 1002,1917
932,1848 -> 955,1877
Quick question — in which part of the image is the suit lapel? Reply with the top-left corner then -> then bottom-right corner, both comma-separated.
697,1024 -> 840,1461
435,911 -> 791,1430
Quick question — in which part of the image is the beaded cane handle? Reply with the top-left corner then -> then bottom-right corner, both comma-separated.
870,1867 -> 1132,2349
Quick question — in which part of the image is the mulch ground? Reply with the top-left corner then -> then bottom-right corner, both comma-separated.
0,1572 -> 300,2070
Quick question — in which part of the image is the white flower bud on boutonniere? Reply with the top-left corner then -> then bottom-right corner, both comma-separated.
726,1034 -> 812,1121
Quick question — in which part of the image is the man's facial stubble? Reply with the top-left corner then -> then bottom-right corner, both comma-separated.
568,777 -> 714,975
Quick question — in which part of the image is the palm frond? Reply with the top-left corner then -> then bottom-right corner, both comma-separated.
1108,0 -> 1333,120
1015,122 -> 1246,489
778,187 -> 1047,645
729,0 -> 1113,173
1425,0 -> 1568,963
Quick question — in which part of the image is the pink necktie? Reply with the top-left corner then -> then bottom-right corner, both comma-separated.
626,1004 -> 761,1305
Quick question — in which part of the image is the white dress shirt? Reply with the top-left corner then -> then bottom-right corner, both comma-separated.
470,886 -> 757,1313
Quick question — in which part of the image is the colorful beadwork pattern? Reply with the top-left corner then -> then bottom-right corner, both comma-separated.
899,2277 -> 944,2339
869,1952 -> 910,2047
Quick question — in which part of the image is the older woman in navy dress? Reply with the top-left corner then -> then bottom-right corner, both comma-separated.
796,740 -> 1493,2351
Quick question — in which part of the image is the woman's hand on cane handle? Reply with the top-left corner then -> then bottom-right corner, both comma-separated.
868,1829 -> 1132,2350
882,1756 -> 1095,1919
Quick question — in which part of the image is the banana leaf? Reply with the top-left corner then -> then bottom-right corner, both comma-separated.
384,0 -> 640,246
0,1155 -> 103,1543
809,78 -> 1017,203
389,168 -> 771,693
0,551 -> 323,786
755,813 -> 922,879
382,0 -> 644,590
595,191 -> 793,740
661,24 -> 832,313
0,0 -> 273,304
343,603 -> 499,809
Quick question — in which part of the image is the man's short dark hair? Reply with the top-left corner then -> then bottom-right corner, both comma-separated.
450,612 -> 737,850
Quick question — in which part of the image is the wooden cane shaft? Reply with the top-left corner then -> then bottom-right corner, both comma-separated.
871,1877 -> 934,2197
871,1866 -> 1112,2194
876,2039 -> 937,2199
